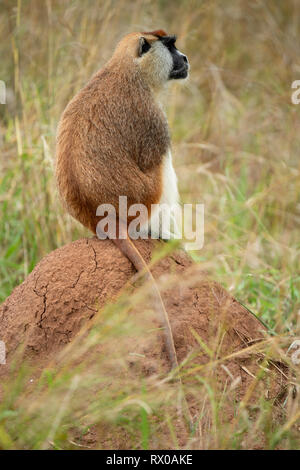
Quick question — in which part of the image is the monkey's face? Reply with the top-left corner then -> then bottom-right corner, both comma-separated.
137,31 -> 189,89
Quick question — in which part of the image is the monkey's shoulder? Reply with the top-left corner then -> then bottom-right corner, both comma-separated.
59,66 -> 170,172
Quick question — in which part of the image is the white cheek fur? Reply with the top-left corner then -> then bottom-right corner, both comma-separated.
151,42 -> 173,85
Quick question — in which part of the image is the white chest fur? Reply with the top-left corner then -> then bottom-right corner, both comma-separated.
141,149 -> 181,239
160,149 -> 179,207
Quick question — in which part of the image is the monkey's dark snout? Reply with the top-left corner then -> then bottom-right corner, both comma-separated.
169,52 -> 189,80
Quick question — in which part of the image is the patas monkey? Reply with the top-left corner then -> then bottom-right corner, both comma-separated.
56,30 -> 189,370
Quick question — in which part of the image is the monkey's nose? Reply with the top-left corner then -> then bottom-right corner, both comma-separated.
182,55 -> 188,64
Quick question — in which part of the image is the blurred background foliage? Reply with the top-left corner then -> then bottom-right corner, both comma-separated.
0,0 -> 300,451
0,0 -> 299,330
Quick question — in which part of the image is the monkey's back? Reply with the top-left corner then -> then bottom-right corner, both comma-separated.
56,59 -> 170,233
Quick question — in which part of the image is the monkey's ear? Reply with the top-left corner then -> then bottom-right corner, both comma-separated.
138,37 -> 151,57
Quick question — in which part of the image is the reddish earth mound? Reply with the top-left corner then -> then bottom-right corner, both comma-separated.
0,238 -> 288,448
1,238 -> 266,362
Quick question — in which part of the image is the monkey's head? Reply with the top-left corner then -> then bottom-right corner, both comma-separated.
113,30 -> 189,90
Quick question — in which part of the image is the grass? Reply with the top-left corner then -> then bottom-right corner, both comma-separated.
0,0 -> 299,449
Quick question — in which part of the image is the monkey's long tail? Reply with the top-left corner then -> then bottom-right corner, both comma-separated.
112,237 -> 178,370
112,236 -> 193,429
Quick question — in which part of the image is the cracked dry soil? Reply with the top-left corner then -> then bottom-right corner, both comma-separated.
0,238 -> 289,447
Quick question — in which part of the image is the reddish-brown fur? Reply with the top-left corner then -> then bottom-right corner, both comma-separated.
56,33 -> 170,233
142,29 -> 167,37
55,32 -> 180,373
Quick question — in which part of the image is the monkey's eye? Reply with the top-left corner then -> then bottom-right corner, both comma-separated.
138,37 -> 151,57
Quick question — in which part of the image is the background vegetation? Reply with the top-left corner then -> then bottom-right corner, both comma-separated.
0,0 -> 299,449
